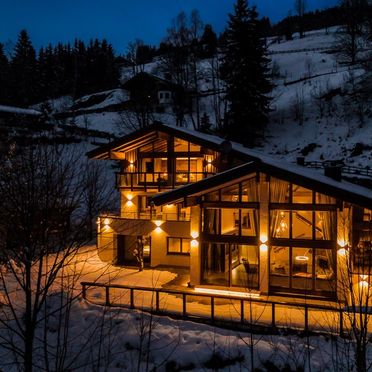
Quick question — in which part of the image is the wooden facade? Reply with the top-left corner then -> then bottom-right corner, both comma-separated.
88,123 -> 372,301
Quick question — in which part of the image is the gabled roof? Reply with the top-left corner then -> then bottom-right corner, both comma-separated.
122,72 -> 183,92
151,159 -> 372,209
87,122 -> 372,209
86,121 -> 257,161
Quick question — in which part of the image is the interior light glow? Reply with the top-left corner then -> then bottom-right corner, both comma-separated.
295,256 -> 309,261
126,200 -> 134,207
126,194 -> 133,201
191,231 -> 199,239
154,226 -> 162,233
194,287 -> 260,299
154,220 -> 164,227
191,239 -> 199,248
337,239 -> 347,248
103,218 -> 110,226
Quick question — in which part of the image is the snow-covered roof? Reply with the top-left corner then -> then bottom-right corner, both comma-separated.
88,122 -> 372,208
0,104 -> 42,116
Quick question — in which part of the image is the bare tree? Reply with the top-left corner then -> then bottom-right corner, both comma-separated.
0,141 -> 102,371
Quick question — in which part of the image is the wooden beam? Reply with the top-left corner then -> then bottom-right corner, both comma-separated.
110,151 -> 126,160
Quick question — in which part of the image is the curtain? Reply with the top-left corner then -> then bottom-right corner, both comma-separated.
319,211 -> 336,241
245,177 -> 258,202
270,178 -> 289,238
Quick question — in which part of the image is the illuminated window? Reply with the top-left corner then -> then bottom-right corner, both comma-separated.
167,237 -> 191,254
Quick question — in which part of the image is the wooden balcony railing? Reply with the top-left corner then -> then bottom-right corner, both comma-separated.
81,281 -> 350,336
101,211 -> 191,222
115,171 -> 215,191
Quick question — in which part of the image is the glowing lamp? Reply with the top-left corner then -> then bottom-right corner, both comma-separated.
126,194 -> 133,201
155,227 -> 162,233
338,248 -> 347,256
103,218 -> 110,226
260,235 -> 268,244
194,287 -> 260,299
295,255 -> 309,261
191,239 -> 199,248
154,220 -> 163,227
191,231 -> 199,239
260,244 -> 268,253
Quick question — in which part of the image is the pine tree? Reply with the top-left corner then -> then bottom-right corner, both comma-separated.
200,24 -> 218,58
220,0 -> 272,146
0,43 -> 9,103
11,30 -> 38,106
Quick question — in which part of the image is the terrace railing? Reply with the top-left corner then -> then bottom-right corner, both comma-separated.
102,211 -> 191,222
116,171 -> 215,191
81,281 -> 352,337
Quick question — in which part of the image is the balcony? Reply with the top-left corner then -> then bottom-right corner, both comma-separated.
115,171 -> 215,191
101,210 -> 190,223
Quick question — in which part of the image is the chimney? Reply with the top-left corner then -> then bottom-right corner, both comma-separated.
296,156 -> 305,166
324,165 -> 343,182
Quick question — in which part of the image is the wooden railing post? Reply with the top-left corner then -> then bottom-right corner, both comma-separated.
304,305 -> 308,333
130,288 -> 134,308
272,303 -> 276,328
211,297 -> 215,323
82,283 -> 86,300
240,299 -> 244,324
105,286 -> 110,306
339,310 -> 343,336
182,293 -> 187,317
156,291 -> 159,312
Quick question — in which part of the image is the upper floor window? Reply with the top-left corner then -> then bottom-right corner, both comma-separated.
270,178 -> 336,205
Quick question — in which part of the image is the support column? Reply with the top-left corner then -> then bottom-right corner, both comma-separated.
259,174 -> 269,295
189,206 -> 201,286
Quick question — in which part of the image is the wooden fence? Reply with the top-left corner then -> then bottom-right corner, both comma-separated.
81,281 -> 355,336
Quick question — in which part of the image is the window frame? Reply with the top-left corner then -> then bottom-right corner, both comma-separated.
166,237 -> 191,255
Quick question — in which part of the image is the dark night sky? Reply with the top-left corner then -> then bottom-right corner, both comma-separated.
0,0 -> 338,54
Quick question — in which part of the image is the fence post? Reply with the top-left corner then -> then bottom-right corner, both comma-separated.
130,288 -> 134,309
183,293 -> 187,317
211,297 -> 215,323
240,299 -> 244,324
272,303 -> 276,328
156,291 -> 159,312
105,286 -> 110,306
304,305 -> 308,333
82,283 -> 86,300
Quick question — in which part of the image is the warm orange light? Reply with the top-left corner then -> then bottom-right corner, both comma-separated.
338,248 -> 347,256
165,204 -> 174,208
103,218 -> 110,226
126,193 -> 133,201
194,287 -> 260,299
126,200 -> 134,207
154,220 -> 164,227
191,239 -> 199,248
191,231 -> 199,239
260,235 -> 268,244
260,244 -> 268,253
154,226 -> 162,233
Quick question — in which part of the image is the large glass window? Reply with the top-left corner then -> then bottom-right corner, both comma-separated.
270,246 -> 290,288
270,246 -> 335,294
292,185 -> 313,203
231,245 -> 259,288
270,210 -> 336,241
202,243 -> 259,288
270,178 -> 290,203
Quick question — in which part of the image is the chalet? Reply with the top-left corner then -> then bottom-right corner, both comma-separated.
121,72 -> 191,113
88,122 -> 372,301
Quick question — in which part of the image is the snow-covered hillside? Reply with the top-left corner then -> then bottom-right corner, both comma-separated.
44,27 -> 371,170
